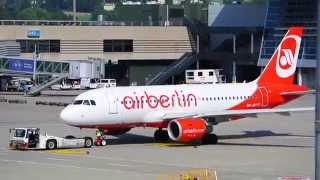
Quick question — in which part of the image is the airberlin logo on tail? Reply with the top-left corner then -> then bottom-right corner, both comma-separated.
275,35 -> 301,78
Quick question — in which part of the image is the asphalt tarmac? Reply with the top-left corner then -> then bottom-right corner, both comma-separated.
0,94 -> 315,180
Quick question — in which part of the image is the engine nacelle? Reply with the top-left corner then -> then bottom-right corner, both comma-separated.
167,118 -> 206,143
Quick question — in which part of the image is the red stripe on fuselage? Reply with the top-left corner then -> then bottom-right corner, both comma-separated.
75,121 -> 169,130
229,84 -> 307,111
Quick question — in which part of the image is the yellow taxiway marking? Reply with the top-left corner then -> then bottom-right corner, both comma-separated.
156,168 -> 218,180
150,143 -> 197,148
44,149 -> 89,155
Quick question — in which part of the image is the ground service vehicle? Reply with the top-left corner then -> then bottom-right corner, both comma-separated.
9,128 -> 93,150
185,69 -> 226,84
96,79 -> 116,88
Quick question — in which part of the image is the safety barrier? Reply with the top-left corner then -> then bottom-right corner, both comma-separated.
35,101 -> 69,107
0,97 -> 69,107
7,99 -> 27,104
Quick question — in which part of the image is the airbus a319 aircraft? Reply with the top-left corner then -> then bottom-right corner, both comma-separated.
60,27 -> 313,144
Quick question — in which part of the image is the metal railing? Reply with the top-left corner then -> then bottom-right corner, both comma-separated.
146,52 -> 196,85
0,19 -> 184,26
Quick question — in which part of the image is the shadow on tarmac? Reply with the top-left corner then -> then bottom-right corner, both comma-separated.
217,142 -> 312,148
218,130 -> 313,148
105,130 -> 313,148
219,130 -> 313,140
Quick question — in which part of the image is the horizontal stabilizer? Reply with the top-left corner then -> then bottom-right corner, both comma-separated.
280,90 -> 315,96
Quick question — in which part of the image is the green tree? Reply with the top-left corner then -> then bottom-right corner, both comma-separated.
91,0 -> 105,20
41,0 -> 64,11
16,7 -> 49,20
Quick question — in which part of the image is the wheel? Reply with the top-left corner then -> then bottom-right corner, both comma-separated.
154,129 -> 161,141
202,134 -> 218,145
160,130 -> 169,141
101,139 -> 107,146
154,129 -> 169,142
46,140 -> 57,150
84,137 -> 93,148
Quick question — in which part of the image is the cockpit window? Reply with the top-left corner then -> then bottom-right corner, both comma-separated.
83,100 -> 90,105
73,100 -> 83,105
90,100 -> 96,105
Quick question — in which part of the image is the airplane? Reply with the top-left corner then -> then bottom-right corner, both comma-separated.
60,27 -> 314,145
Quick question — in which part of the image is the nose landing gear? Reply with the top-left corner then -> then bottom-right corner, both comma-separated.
94,129 -> 107,146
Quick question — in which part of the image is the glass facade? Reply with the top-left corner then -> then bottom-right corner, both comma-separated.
258,0 -> 317,67
16,40 -> 60,53
103,40 -> 133,52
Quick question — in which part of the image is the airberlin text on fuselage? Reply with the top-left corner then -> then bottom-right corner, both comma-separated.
122,90 -> 197,110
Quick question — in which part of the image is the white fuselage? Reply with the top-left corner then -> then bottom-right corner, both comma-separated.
60,82 -> 262,127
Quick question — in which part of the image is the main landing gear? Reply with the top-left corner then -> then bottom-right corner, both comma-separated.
202,133 -> 218,145
154,129 -> 169,142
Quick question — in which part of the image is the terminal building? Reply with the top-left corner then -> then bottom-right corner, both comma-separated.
0,23 -> 195,88
0,0 -> 317,91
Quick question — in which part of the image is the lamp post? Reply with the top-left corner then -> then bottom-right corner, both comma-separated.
315,0 -> 320,179
28,29 -> 40,85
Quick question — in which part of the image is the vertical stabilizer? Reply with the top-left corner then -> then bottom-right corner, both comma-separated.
257,27 -> 303,85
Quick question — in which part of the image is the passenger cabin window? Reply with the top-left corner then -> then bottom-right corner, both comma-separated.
198,72 -> 203,76
83,100 -> 90,105
209,71 -> 214,76
73,100 -> 83,105
90,100 -> 96,105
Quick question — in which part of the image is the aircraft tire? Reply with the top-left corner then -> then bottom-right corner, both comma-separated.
154,129 -> 169,142
160,130 -> 169,141
202,134 -> 218,145
154,130 -> 162,141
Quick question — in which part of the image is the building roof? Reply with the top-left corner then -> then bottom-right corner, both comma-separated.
208,4 -> 267,27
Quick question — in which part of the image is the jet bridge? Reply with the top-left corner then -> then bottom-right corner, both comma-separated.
28,74 -> 68,96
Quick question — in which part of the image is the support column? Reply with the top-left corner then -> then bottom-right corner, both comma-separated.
196,34 -> 200,69
165,4 -> 169,26
297,68 -> 302,85
315,1 -> 320,179
232,61 -> 236,83
171,76 -> 174,85
232,35 -> 237,83
233,34 -> 236,54
33,43 -> 38,85
73,0 -> 77,21
250,33 -> 254,54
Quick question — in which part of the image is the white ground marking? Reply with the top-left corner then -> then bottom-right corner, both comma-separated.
47,157 -> 134,168
0,158 -> 156,175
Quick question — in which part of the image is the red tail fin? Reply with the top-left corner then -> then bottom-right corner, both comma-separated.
257,27 -> 303,85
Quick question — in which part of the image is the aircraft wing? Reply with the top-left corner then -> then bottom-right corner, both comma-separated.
162,107 -> 314,120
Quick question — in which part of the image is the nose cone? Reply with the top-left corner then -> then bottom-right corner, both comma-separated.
60,107 -> 76,125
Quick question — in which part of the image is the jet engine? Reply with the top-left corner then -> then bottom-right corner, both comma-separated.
167,118 -> 206,143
